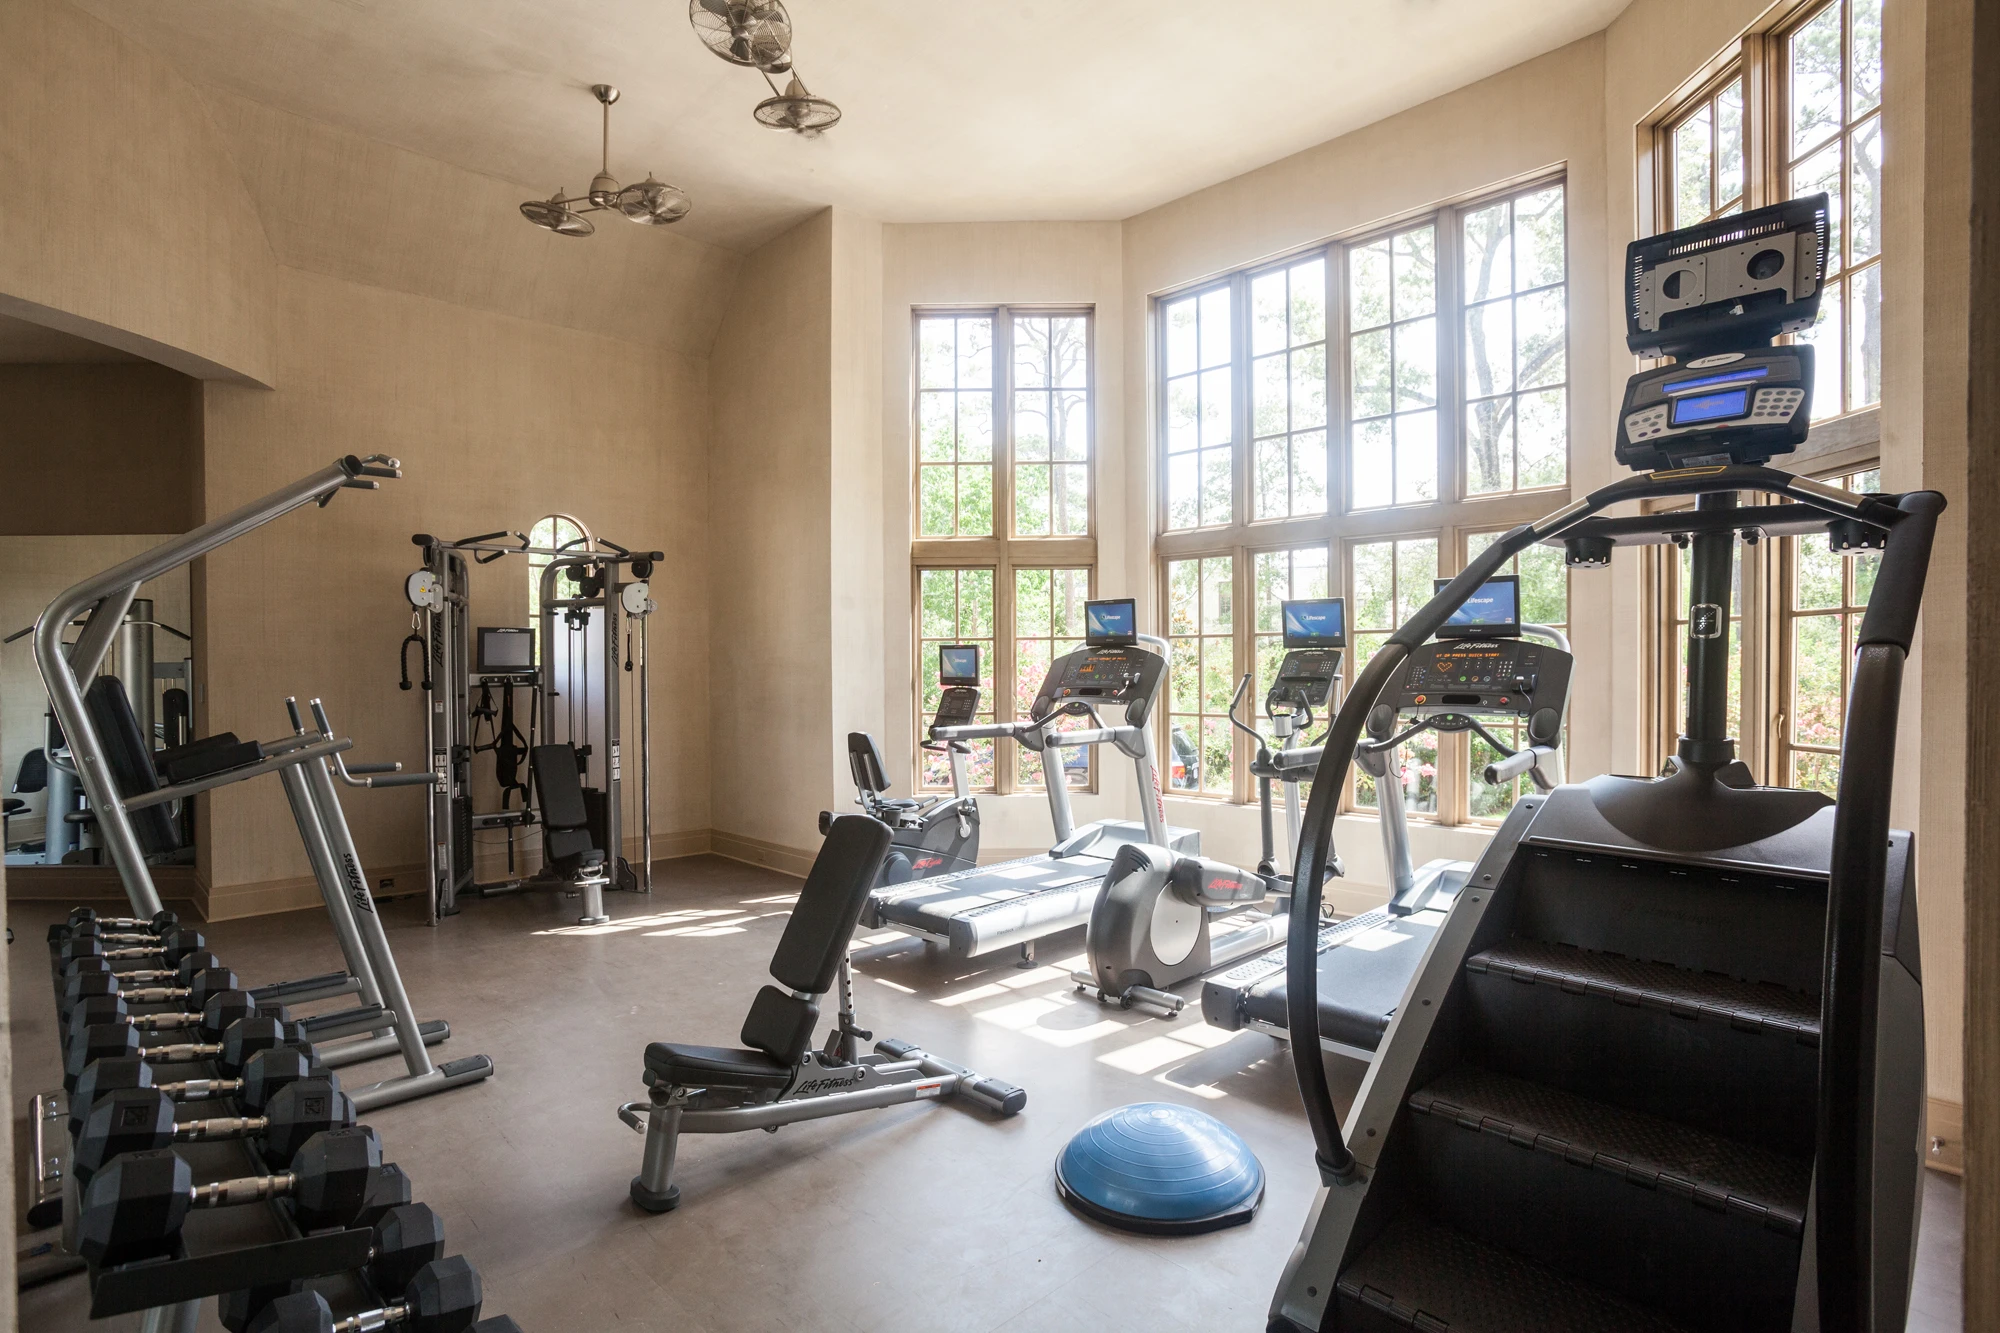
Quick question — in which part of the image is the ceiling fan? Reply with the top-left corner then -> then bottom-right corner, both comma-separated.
519,84 -> 691,237
688,0 -> 842,137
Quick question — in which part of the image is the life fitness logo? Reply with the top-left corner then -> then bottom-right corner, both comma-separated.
1211,878 -> 1241,892
914,856 -> 943,872
1154,768 -> 1167,827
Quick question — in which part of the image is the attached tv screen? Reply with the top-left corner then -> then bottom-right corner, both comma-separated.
1281,598 -> 1346,649
938,644 -> 981,686
1432,575 -> 1521,640
1084,598 -> 1137,646
477,626 -> 536,673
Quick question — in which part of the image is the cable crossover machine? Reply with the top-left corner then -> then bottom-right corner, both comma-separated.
402,522 -> 662,925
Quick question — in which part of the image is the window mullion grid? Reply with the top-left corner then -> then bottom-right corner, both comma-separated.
1436,209 -> 1466,508
996,309 -> 1015,543
995,549 -> 1016,797
1231,274 -> 1255,802
1327,250 -> 1350,519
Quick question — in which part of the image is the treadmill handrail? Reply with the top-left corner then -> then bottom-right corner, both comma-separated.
1282,463 -> 1923,1187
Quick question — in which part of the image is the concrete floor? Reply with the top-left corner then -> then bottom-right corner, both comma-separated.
11,855 -> 1966,1332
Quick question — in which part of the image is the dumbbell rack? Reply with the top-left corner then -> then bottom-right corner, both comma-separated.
30,914 -> 524,1331
38,921 -> 375,1323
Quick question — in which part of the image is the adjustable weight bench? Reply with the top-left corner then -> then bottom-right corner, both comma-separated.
618,813 -> 1026,1212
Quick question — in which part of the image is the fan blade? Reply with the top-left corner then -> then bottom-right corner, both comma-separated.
695,0 -> 732,16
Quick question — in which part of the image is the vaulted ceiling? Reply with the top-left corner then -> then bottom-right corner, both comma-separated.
72,0 -> 1626,252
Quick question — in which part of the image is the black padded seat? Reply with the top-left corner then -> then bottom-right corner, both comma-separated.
643,815 -> 893,1091
531,743 -> 603,875
81,676 -> 180,856
846,732 -> 891,796
644,1041 -> 792,1090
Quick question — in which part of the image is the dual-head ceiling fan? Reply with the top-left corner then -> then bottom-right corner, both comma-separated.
520,0 -> 840,237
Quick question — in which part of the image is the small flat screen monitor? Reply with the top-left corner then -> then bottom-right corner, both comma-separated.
1281,598 -> 1346,649
1084,598 -> 1137,646
938,644 -> 981,686
477,626 -> 536,674
1433,575 -> 1521,640
1670,388 -> 1751,426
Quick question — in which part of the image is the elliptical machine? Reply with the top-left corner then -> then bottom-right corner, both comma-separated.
822,644 -> 982,885
1074,597 -> 1347,1013
1269,195 -> 1942,1333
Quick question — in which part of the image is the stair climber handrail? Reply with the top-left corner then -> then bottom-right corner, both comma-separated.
1282,464 -> 1919,1188
1814,488 -> 1943,1333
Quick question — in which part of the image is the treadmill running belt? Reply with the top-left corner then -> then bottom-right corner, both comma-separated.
1239,914 -> 1440,1052
866,855 -> 1114,957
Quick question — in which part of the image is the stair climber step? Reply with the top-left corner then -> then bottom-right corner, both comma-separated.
1407,1065 -> 1810,1332
1336,1211 -> 1692,1333
1463,939 -> 1821,1157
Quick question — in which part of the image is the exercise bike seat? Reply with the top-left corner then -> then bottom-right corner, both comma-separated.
643,1041 -> 792,1090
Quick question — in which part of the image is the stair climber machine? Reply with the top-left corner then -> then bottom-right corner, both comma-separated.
1072,596 -> 1349,1015
861,598 -> 1199,966
1268,194 -> 1942,1333
1202,578 -> 1572,1058
822,643 -> 982,886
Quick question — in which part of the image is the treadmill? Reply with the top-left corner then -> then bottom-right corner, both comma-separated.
1202,576 -> 1572,1056
861,598 -> 1199,964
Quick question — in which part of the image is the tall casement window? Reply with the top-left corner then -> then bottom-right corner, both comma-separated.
913,307 -> 1095,793
1153,175 -> 1570,824
1647,0 -> 1884,781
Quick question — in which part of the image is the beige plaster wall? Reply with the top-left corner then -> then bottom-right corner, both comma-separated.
707,212 -> 836,868
201,90 -> 742,360
1115,37 -> 1611,886
830,213 -> 887,809
0,0 -> 275,383
196,264 -> 711,915
0,364 -> 201,535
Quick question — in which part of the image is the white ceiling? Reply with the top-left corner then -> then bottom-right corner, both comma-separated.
74,0 -> 1626,253
0,312 -> 142,364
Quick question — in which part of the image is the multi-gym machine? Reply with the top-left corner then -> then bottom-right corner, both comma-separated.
404,526 -> 662,924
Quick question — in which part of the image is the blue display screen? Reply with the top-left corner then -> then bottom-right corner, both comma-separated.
1282,598 -> 1346,648
1664,364 -> 1769,393
1670,388 -> 1751,425
1433,576 -> 1520,638
938,644 -> 980,685
1085,598 -> 1137,645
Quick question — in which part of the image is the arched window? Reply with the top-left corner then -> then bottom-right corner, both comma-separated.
527,514 -> 592,626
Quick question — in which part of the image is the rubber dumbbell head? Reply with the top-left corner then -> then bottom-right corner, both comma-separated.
356,1162 -> 415,1229
79,1128 -> 384,1263
370,1203 -> 448,1301
75,1079 -> 354,1181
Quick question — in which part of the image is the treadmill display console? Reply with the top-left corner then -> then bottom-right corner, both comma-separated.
1030,645 -> 1165,727
1267,648 -> 1342,714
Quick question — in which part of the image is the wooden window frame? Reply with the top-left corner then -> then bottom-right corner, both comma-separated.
1642,0 -> 1886,779
911,305 -> 1099,795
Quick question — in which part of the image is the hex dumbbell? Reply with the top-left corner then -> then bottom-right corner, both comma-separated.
67,906 -> 181,935
70,1046 -> 326,1136
75,1078 -> 353,1181
78,1127 -> 384,1265
64,1013 -> 304,1091
62,948 -> 227,988
64,988 -> 260,1066
60,965 -> 242,1023
248,1256 -> 483,1333
220,1202 -> 447,1332
58,928 -> 208,969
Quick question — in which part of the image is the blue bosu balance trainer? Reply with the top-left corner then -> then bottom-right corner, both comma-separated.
1055,1101 -> 1265,1235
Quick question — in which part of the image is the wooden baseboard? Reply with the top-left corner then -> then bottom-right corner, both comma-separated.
5,863 -> 202,906
1926,1096 -> 1964,1175
709,830 -> 814,879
